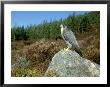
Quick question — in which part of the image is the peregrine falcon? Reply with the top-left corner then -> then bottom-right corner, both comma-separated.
60,24 -> 82,56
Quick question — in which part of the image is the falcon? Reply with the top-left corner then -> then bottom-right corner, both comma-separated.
60,24 -> 82,56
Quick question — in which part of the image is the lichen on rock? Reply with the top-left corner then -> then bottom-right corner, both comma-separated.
44,49 -> 100,77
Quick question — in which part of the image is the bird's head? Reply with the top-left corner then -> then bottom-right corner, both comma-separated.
60,24 -> 68,30
60,24 -> 64,28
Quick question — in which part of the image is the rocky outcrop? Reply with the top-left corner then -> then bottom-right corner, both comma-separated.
44,49 -> 100,77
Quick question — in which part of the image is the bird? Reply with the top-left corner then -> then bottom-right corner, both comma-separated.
60,24 -> 82,56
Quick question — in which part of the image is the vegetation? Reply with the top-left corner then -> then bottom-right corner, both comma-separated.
11,11 -> 100,77
11,11 -> 100,40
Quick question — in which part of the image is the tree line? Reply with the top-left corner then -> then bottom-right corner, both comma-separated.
11,11 -> 100,41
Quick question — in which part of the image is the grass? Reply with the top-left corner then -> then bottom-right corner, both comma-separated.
11,39 -> 66,77
45,69 -> 60,77
11,29 -> 100,77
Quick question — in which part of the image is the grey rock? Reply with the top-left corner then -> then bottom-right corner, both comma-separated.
44,49 -> 100,77
12,57 -> 29,69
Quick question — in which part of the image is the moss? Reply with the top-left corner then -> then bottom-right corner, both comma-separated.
45,69 -> 59,77
11,68 -> 44,77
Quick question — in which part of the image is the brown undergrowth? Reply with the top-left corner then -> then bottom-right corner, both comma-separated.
11,30 -> 100,77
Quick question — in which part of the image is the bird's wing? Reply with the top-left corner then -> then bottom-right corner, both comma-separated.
62,28 -> 82,56
62,29 -> 78,46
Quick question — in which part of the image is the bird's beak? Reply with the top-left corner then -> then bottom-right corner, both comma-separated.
60,24 -> 63,28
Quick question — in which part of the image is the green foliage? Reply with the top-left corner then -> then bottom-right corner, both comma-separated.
11,26 -> 28,41
11,11 -> 100,40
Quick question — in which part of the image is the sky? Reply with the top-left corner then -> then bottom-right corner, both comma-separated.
11,11 -> 88,28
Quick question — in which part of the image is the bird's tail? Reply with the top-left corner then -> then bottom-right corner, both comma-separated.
73,45 -> 83,57
75,48 -> 83,57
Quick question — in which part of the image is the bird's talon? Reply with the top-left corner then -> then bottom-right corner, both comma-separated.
66,48 -> 69,51
63,48 -> 66,50
63,47 -> 70,51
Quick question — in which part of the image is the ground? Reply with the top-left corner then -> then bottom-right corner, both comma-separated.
11,32 -> 100,77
